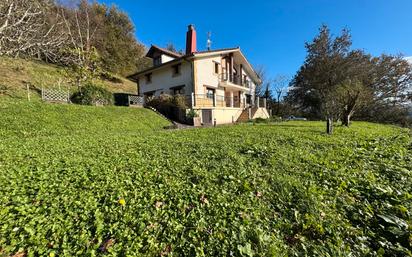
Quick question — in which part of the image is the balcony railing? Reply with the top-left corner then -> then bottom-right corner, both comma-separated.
219,73 -> 251,88
187,94 -> 268,108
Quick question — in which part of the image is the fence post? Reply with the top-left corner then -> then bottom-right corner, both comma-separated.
67,86 -> 70,103
26,84 -> 30,102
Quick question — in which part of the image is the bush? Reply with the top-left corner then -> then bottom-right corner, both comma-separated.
71,84 -> 113,106
146,94 -> 189,123
254,117 -> 269,123
186,109 -> 199,118
269,116 -> 283,123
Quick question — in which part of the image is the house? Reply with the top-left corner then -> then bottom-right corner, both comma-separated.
128,25 -> 269,125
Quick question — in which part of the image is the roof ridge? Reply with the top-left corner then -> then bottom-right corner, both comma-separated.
149,45 -> 183,57
194,47 -> 239,54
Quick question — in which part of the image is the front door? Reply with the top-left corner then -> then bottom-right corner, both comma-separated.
202,109 -> 212,124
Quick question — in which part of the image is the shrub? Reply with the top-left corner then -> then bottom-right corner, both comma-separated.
186,109 -> 199,118
146,94 -> 189,123
254,117 -> 269,123
71,84 -> 113,106
269,116 -> 283,123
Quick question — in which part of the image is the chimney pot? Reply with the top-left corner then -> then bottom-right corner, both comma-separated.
186,24 -> 197,55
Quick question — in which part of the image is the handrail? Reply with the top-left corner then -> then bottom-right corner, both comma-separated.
218,73 -> 251,88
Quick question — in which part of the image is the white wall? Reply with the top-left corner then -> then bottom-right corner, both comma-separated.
194,56 -> 221,95
212,108 -> 243,124
139,61 -> 193,97
161,54 -> 175,64
252,108 -> 270,119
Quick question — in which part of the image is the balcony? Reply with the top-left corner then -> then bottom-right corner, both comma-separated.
189,94 -> 244,108
218,73 -> 251,90
186,94 -> 266,109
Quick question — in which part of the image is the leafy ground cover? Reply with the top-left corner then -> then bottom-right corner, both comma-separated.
0,98 -> 411,256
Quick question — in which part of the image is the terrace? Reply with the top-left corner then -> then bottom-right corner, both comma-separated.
187,93 -> 267,109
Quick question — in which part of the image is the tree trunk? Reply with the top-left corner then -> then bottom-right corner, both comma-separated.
342,108 -> 355,127
326,116 -> 333,135
342,112 -> 351,127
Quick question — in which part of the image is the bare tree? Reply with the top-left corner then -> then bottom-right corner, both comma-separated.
255,65 -> 269,97
272,75 -> 290,115
60,0 -> 101,90
0,0 -> 67,59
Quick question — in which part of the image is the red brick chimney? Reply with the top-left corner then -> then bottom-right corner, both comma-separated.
186,24 -> 197,55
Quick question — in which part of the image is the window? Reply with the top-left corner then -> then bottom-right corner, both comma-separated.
214,62 -> 219,74
145,73 -> 152,84
172,86 -> 185,95
154,56 -> 161,66
172,64 -> 181,76
206,88 -> 215,99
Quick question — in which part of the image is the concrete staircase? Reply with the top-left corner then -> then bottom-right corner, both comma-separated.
237,107 -> 269,123
237,108 -> 250,123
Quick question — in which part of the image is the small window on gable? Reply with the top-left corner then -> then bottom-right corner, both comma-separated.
154,56 -> 161,66
214,62 -> 219,74
172,64 -> 181,76
145,73 -> 152,84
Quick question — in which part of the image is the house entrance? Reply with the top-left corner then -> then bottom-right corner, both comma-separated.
202,109 -> 212,124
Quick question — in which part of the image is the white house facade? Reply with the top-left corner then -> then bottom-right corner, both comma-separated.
128,25 -> 269,125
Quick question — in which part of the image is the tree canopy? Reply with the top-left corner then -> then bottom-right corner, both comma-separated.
286,25 -> 412,131
0,0 -> 149,77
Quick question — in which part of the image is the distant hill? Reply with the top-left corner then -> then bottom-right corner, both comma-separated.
0,57 -> 137,99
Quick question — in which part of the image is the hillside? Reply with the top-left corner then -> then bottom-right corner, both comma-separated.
0,57 -> 137,99
0,99 -> 411,256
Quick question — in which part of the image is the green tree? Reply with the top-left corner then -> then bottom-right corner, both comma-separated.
95,4 -> 148,76
287,25 -> 351,134
63,46 -> 102,91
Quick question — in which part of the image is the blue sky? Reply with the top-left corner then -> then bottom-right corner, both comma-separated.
98,0 -> 412,80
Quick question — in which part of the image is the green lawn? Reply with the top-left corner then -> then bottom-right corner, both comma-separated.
0,99 -> 411,257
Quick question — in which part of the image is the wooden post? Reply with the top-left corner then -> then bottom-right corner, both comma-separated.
26,84 -> 30,101
214,118 -> 217,127
67,86 -> 70,103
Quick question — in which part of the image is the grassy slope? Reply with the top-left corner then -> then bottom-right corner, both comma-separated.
0,57 -> 137,99
0,99 -> 411,256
